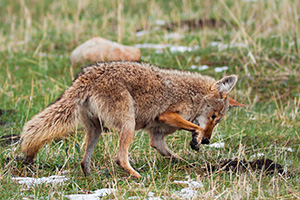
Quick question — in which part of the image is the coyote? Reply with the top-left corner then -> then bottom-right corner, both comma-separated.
20,61 -> 244,178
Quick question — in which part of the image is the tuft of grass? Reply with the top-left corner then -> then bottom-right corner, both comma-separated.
0,0 -> 299,199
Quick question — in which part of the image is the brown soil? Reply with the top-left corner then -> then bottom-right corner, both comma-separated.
202,158 -> 289,176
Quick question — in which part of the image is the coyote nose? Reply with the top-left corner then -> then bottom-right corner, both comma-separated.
201,138 -> 210,144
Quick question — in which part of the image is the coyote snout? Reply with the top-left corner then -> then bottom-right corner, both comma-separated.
201,137 -> 210,144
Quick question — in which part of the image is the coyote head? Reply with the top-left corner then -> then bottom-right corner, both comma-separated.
190,75 -> 245,151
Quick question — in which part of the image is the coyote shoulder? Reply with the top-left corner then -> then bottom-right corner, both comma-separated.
20,61 -> 244,178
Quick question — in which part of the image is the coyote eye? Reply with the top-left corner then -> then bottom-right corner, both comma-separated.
211,114 -> 216,120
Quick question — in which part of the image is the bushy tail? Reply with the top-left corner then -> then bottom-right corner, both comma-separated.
20,97 -> 78,160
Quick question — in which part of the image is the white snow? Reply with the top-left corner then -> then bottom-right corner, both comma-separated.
173,179 -> 203,199
148,192 -> 155,197
250,147 -> 293,159
250,153 -> 265,158
169,45 -> 199,53
207,142 -> 225,148
12,175 -> 68,187
190,65 -> 209,71
284,147 -> 294,152
134,43 -> 199,53
136,30 -> 150,37
210,41 -> 247,51
135,43 -> 170,49
173,180 -> 203,189
214,66 -> 228,72
155,19 -> 166,25
194,56 -> 201,62
65,188 -> 115,200
128,196 -> 139,200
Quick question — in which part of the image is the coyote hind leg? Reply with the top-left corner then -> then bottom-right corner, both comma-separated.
80,118 -> 102,176
108,90 -> 141,178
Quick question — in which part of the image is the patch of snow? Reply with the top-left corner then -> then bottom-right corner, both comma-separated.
232,42 -> 248,48
190,65 -> 209,71
173,179 -> 203,199
135,43 -> 171,49
269,145 -> 294,153
194,56 -> 201,62
169,46 -> 189,53
207,142 -> 225,148
210,42 -> 229,51
155,19 -> 166,25
169,46 -> 187,52
214,66 -> 228,72
289,41 -> 295,47
174,180 -> 203,189
178,188 -> 199,199
148,192 -> 155,197
282,147 -> 294,152
249,115 -> 257,120
135,43 -> 199,53
169,45 -> 199,53
250,153 -> 265,158
38,52 -> 48,57
65,188 -> 115,200
155,49 -> 164,54
136,30 -> 150,37
12,175 -> 68,187
128,196 -> 139,200
210,42 -> 247,51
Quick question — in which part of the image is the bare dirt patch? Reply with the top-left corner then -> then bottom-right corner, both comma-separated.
202,158 -> 291,176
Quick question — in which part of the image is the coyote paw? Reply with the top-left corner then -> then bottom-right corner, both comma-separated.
190,137 -> 200,152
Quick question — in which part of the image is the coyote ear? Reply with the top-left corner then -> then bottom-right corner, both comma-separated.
228,96 -> 245,108
211,75 -> 238,95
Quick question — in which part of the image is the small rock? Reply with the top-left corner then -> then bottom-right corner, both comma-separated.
70,37 -> 141,66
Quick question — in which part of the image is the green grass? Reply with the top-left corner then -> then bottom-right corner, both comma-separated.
0,0 -> 299,199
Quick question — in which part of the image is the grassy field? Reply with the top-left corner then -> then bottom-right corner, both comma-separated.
0,0 -> 299,199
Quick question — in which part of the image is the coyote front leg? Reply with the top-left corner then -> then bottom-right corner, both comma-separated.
111,89 -> 141,178
150,130 -> 179,159
116,125 -> 141,178
158,112 -> 205,151
158,112 -> 203,133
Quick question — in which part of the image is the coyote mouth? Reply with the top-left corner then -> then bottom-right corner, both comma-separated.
201,138 -> 210,144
